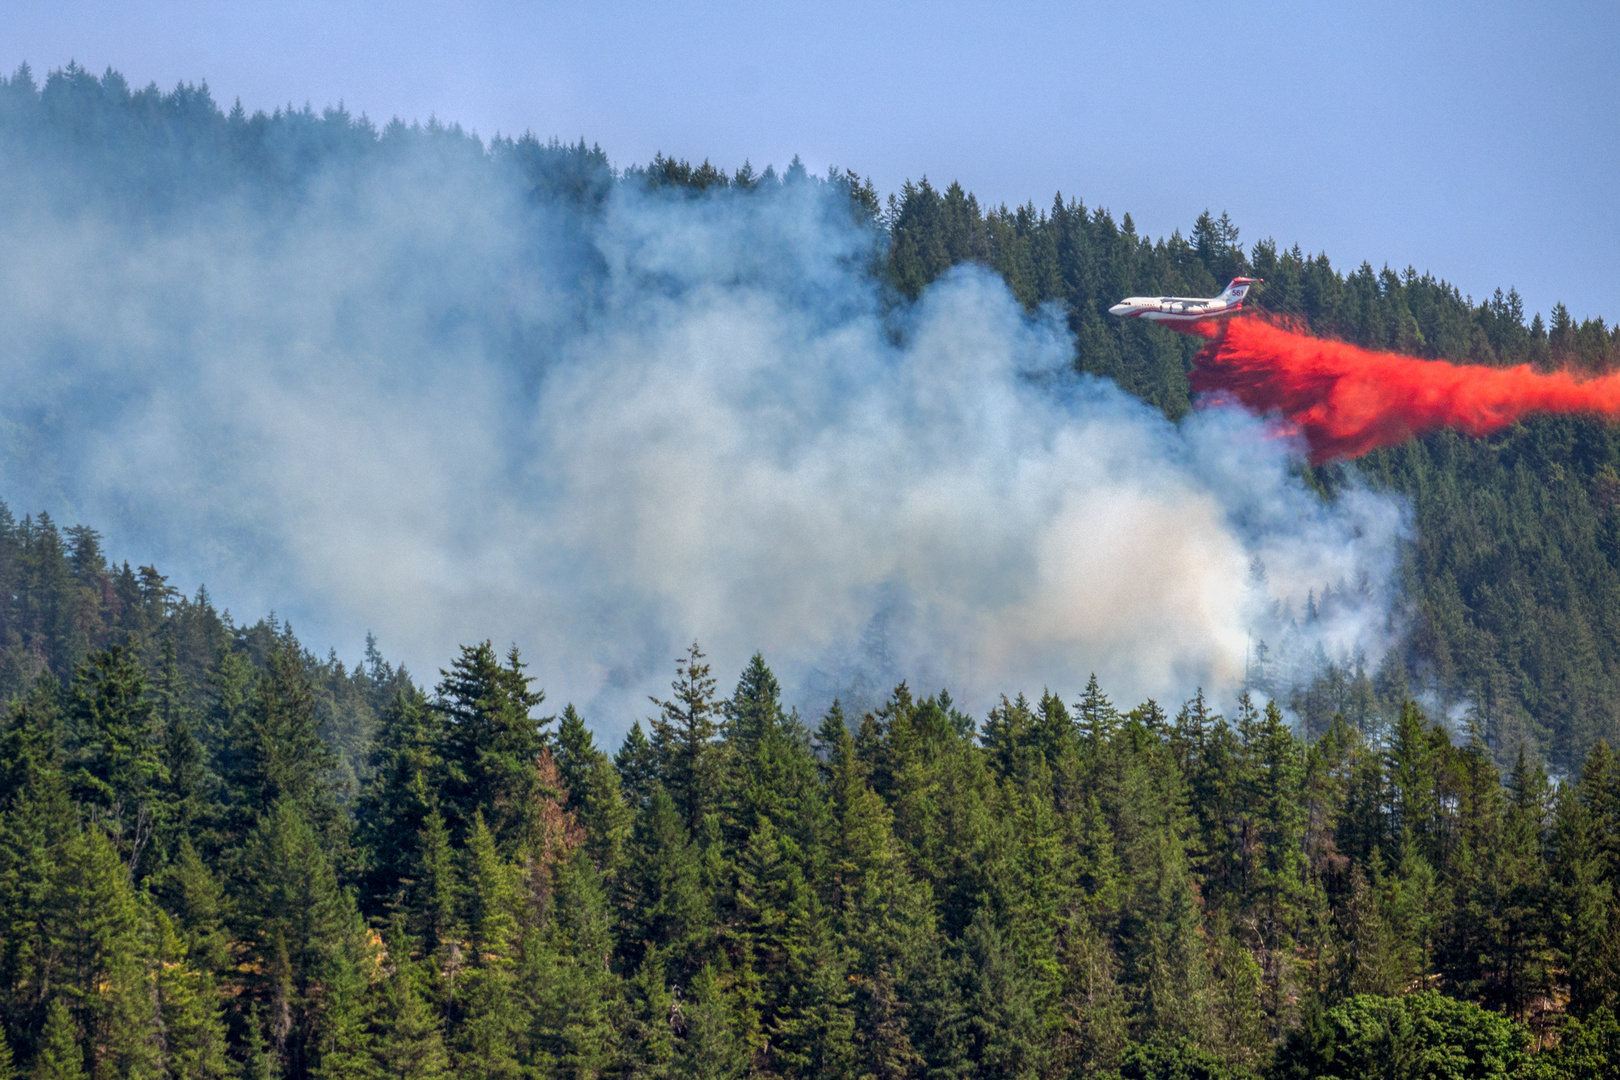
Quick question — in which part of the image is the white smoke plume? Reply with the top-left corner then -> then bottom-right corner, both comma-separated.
0,136 -> 1408,738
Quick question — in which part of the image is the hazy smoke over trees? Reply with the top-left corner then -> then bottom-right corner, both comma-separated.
0,68 -> 1407,735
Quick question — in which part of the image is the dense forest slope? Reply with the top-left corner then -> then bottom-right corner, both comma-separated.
4,504 -> 1620,1079
4,62 -> 1620,1080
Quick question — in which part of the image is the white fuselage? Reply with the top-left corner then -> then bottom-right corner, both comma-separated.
1108,296 -> 1234,323
1107,277 -> 1259,324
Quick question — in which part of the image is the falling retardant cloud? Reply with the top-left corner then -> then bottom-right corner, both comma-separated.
1193,315 -> 1620,463
0,132 -> 1409,738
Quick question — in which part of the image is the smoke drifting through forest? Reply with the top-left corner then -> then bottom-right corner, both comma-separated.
1191,316 -> 1620,463
0,125 -> 1407,734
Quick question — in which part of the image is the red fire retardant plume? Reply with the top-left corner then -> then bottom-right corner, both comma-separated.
1188,317 -> 1620,463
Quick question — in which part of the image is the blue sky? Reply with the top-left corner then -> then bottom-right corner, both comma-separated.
8,0 -> 1619,323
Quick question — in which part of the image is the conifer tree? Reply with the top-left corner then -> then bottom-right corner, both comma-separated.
147,906 -> 232,1080
163,836 -> 230,977
226,641 -> 340,846
240,1006 -> 276,1080
1558,744 -> 1620,1015
723,653 -> 782,753
156,635 -> 208,849
731,815 -> 804,1044
723,654 -> 824,852
411,811 -> 459,955
1186,710 -> 1244,914
613,723 -> 659,813
766,912 -> 856,1080
54,826 -> 159,1080
649,644 -> 720,833
1032,689 -> 1078,775
1206,915 -> 1266,1070
1076,674 -> 1119,744
31,1000 -> 85,1080
578,753 -> 633,880
369,925 -> 451,1080
308,912 -> 378,1080
534,849 -> 620,1080
850,963 -> 923,1080
67,645 -> 164,872
959,904 -> 1047,1080
553,706 -> 631,878
670,965 -> 747,1080
238,798 -> 365,1080
1584,741 -> 1620,882
204,649 -> 254,779
810,702 -> 851,802
1249,700 -> 1308,1027
356,689 -> 443,909
555,705 -> 598,804
1333,858 -> 1411,998
981,694 -> 1039,784
612,959 -> 674,1080
625,787 -> 712,981
1484,747 -> 1555,1017
1053,912 -> 1128,1075
0,680 -> 79,1030
452,815 -> 523,1080
435,642 -> 549,852
1388,702 -> 1442,865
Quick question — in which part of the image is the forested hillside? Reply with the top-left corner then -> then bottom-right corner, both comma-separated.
5,61 -> 1620,1080
4,509 -> 1620,1078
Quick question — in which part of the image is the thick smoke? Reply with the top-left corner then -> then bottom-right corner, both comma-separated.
0,140 -> 1408,736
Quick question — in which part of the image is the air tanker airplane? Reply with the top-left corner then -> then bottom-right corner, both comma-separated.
1108,277 -> 1262,325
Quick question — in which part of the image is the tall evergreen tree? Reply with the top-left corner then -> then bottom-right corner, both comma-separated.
67,646 -> 164,873
451,815 -> 523,1080
31,1001 -> 85,1080
369,924 -> 451,1080
649,644 -> 720,834
435,643 -> 549,852
356,689 -> 443,910
225,640 -> 340,844
147,906 -> 232,1080
613,723 -> 659,813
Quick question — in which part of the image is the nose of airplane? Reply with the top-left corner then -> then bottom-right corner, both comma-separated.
1108,301 -> 1131,315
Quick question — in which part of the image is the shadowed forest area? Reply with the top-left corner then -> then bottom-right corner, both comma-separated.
4,62 -> 1620,1079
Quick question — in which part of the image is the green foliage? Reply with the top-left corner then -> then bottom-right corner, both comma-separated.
671,964 -> 748,1080
355,690 -> 441,906
9,622 -> 1612,1078
649,644 -> 721,834
66,646 -> 164,869
1532,1007 -> 1620,1080
148,906 -> 232,1079
1269,991 -> 1529,1080
1122,1036 -> 1257,1080
369,925 -> 451,1080
556,705 -> 633,878
435,642 -> 551,851
31,1000 -> 85,1080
